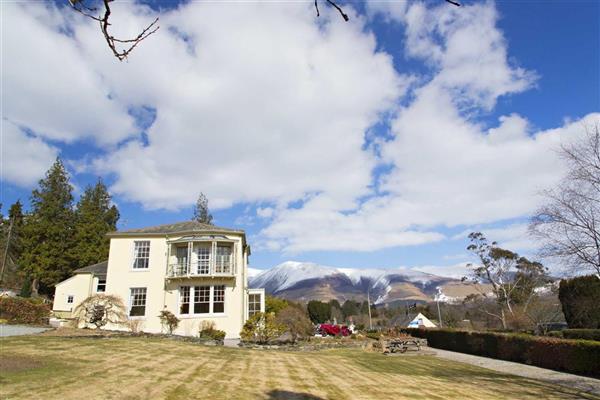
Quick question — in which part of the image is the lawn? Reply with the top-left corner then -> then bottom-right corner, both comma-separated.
0,334 -> 597,400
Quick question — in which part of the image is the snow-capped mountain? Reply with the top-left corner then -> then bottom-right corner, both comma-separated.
249,261 -> 481,305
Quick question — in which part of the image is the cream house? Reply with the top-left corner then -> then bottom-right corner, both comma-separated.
52,221 -> 265,339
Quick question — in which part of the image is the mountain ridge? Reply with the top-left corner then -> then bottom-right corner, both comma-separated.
249,261 -> 484,305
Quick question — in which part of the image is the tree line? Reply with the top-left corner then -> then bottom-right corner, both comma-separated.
0,158 -> 119,297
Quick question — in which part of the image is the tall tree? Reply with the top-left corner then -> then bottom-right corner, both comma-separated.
72,179 -> 120,269
20,158 -> 75,296
530,125 -> 600,275
0,201 -> 25,288
192,192 -> 213,225
464,232 -> 549,329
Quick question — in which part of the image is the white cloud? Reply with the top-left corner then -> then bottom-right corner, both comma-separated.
1,120 -> 58,187
71,2 -> 405,210
451,222 -> 539,253
257,1 -> 599,252
4,0 -> 598,259
414,263 -> 471,280
2,4 -> 136,146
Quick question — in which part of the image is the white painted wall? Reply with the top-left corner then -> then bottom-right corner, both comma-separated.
104,233 -> 251,338
52,273 -> 94,313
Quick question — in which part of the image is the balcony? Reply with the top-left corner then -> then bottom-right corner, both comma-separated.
167,259 -> 235,279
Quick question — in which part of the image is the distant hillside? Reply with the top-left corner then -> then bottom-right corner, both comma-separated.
249,261 -> 492,305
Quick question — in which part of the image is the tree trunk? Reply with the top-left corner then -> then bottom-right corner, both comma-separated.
31,278 -> 39,297
500,308 -> 507,330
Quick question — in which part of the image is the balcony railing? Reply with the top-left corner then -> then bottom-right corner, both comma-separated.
167,260 -> 235,278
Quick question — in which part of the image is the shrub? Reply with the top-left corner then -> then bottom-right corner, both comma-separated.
72,294 -> 127,329
199,320 -> 226,341
404,328 -> 600,377
559,275 -> 600,329
0,296 -> 51,324
240,312 -> 284,344
561,329 -> 600,341
275,306 -> 313,343
307,301 -> 331,324
126,318 -> 144,333
158,310 -> 180,334
265,296 -> 289,315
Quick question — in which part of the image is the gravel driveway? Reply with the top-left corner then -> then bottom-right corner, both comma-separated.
0,324 -> 51,337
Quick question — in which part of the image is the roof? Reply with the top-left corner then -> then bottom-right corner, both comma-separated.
391,313 -> 418,327
73,261 -> 107,275
107,221 -> 245,237
391,312 -> 437,328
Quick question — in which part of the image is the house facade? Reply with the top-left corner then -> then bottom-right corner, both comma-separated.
52,221 -> 265,339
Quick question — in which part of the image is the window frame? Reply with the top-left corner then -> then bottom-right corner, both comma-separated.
129,287 -> 147,317
132,240 -> 151,270
96,278 -> 106,293
178,285 -> 226,317
67,295 -> 74,305
248,293 -> 261,317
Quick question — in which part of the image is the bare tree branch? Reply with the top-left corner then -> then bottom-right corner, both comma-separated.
72,0 -> 459,61
530,124 -> 600,275
69,0 -> 159,61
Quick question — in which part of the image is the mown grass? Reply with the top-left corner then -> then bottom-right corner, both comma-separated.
0,335 -> 597,400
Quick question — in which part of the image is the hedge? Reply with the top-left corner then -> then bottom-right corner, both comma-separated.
404,328 -> 600,378
0,296 -> 51,325
556,329 -> 600,342
559,275 -> 600,329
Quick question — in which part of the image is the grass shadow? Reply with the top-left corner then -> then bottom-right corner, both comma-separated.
267,390 -> 325,400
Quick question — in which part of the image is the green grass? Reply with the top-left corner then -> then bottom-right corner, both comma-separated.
0,335 -> 597,400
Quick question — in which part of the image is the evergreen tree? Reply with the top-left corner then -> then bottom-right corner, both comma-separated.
192,192 -> 213,225
341,300 -> 359,318
20,158 -> 75,296
72,179 -> 119,269
0,201 -> 25,288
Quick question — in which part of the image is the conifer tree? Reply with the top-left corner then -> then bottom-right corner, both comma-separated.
192,192 -> 213,225
0,201 -> 24,288
20,158 -> 75,296
72,179 -> 119,268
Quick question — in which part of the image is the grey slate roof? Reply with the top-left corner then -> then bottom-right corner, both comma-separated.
108,221 -> 244,236
73,260 -> 108,275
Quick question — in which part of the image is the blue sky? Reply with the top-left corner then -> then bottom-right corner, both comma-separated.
2,0 -> 599,276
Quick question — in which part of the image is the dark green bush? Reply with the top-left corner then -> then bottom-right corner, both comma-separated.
0,296 -> 51,324
404,328 -> 600,378
561,329 -> 600,341
559,275 -> 600,329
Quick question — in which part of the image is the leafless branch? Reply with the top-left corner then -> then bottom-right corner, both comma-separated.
445,0 -> 461,6
69,0 -> 159,61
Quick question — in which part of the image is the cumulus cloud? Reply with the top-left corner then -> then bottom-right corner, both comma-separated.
257,1 -> 599,252
1,120 -> 58,187
2,4 -> 136,147
3,0 -> 598,259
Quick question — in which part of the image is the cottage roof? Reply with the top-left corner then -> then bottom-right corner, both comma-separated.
73,260 -> 108,275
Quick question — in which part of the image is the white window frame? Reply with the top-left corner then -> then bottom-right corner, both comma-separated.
177,285 -> 226,317
129,287 -> 147,317
96,278 -> 106,293
132,240 -> 151,270
248,293 -> 261,317
67,295 -> 74,304
195,245 -> 211,275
